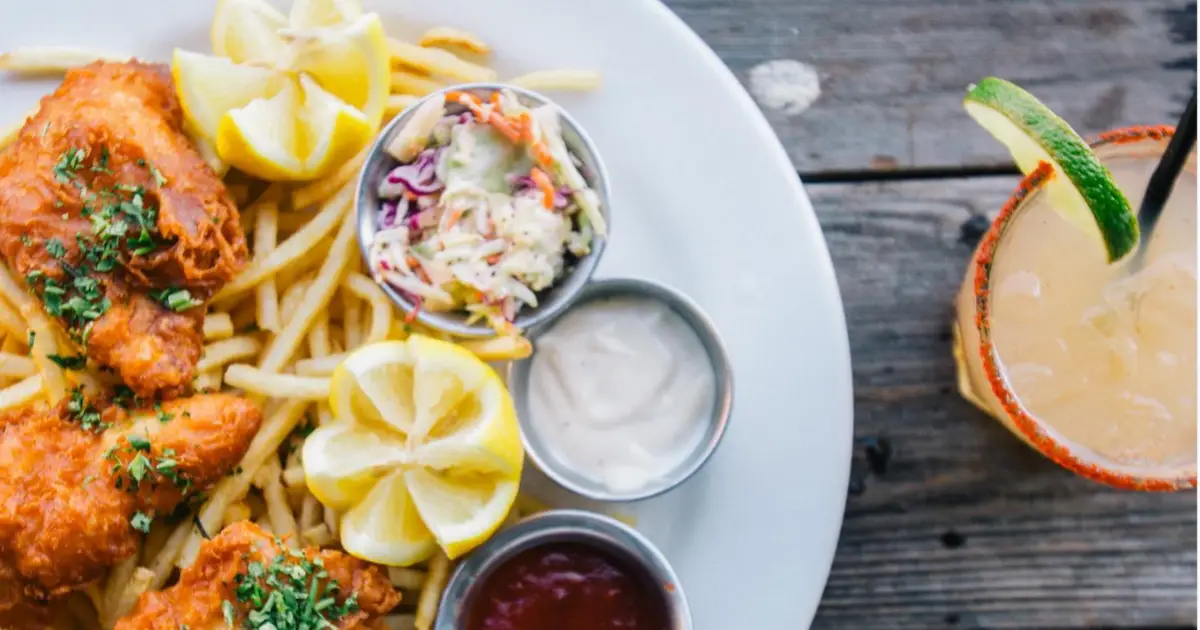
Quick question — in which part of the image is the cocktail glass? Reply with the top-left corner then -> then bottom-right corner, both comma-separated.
953,126 -> 1197,491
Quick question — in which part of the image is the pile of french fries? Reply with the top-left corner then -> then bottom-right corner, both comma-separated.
0,17 -> 597,630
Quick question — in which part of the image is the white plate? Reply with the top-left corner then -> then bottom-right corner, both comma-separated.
0,1 -> 854,627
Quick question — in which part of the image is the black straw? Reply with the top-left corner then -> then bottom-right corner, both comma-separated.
1136,90 -> 1197,240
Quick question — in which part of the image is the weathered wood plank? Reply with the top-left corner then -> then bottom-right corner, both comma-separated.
662,0 -> 1196,173
805,176 -> 1197,629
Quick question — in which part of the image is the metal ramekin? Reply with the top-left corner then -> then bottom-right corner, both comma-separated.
435,509 -> 692,630
355,83 -> 611,339
506,277 -> 734,502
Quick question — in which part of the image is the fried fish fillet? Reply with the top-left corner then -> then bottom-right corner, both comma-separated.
0,393 -> 261,620
0,61 -> 248,398
114,521 -> 400,630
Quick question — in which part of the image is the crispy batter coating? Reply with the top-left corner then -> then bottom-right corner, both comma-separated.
115,521 -> 400,630
0,393 -> 261,616
0,61 -> 248,398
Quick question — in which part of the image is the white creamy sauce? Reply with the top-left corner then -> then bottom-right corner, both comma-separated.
527,297 -> 716,493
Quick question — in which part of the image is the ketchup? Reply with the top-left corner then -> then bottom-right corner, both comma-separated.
466,542 -> 671,630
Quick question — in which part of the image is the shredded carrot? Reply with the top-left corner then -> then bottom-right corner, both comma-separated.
445,208 -> 463,229
486,113 -> 521,142
406,298 -> 423,323
489,92 -> 502,108
405,255 -> 420,268
486,253 -> 502,265
529,168 -> 555,209
518,112 -> 534,142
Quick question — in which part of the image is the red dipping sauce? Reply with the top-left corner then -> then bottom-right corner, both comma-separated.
466,542 -> 671,630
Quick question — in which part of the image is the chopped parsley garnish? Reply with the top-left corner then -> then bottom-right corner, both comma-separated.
18,234 -> 30,247
54,147 -> 86,183
224,547 -> 359,629
34,147 -> 169,343
47,352 -> 87,370
44,238 -> 67,259
64,386 -> 107,432
154,402 -> 174,423
25,330 -> 34,350
103,433 -> 191,496
130,511 -> 152,534
151,288 -> 202,312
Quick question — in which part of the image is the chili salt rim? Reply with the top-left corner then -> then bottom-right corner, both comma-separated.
973,125 -> 1196,492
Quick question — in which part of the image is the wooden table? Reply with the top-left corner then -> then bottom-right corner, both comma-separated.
662,1 -> 1198,628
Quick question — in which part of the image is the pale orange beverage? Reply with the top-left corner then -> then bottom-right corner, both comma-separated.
953,127 -> 1197,490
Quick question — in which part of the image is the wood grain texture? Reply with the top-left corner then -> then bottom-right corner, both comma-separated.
662,0 -> 1197,173
804,177 -> 1197,629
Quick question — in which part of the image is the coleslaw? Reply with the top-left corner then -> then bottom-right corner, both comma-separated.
369,88 -> 605,332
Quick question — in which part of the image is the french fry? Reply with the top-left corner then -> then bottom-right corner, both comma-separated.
148,519 -> 193,589
292,149 -> 369,211
67,592 -> 101,630
224,501 -> 252,528
214,183 -> 353,302
324,504 -> 339,538
277,208 -> 319,234
293,353 -> 346,377
301,523 -> 335,547
298,494 -> 321,531
252,456 -> 282,490
385,94 -> 421,119
390,69 -> 444,97
196,336 -> 262,373
264,470 -> 299,548
224,365 -> 331,400
257,208 -> 358,373
418,26 -> 491,55
458,334 -> 533,362
254,193 -> 282,333
100,553 -> 139,628
508,69 -> 602,92
0,47 -> 126,75
141,521 -> 173,566
109,567 -> 153,627
283,464 -> 307,488
387,566 -> 428,591
343,273 -> 394,345
342,287 -> 362,350
278,276 -> 313,322
0,264 -> 66,403
193,370 -> 222,393
203,312 -> 235,341
178,400 -> 309,567
0,374 -> 43,411
415,552 -> 451,630
0,352 -> 35,378
0,297 -> 23,338
387,38 -> 496,83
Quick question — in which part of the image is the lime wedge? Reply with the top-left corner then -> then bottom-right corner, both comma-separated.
964,77 -> 1138,262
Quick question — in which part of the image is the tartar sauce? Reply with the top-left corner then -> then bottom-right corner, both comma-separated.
527,297 -> 716,493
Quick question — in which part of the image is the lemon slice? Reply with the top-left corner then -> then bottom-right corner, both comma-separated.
405,469 -> 520,560
211,0 -> 288,64
305,336 -> 523,564
297,74 -> 373,177
171,49 -> 282,140
341,470 -> 438,567
289,0 -> 362,28
217,78 -> 304,180
216,74 -> 371,181
285,13 -> 391,130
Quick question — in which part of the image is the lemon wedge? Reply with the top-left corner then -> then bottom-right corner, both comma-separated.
285,13 -> 391,130
216,74 -> 371,181
211,0 -> 288,64
171,49 -> 283,140
304,336 -> 524,564
289,0 -> 363,28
